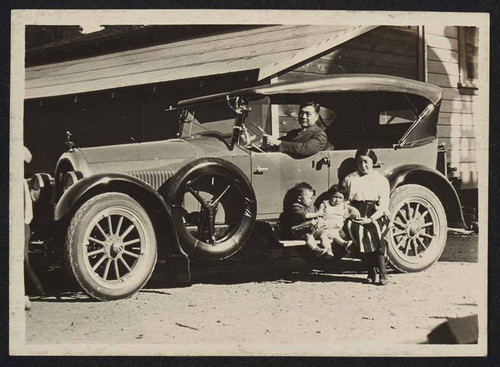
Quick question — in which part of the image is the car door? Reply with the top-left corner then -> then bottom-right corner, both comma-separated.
326,149 -> 359,187
251,151 -> 331,220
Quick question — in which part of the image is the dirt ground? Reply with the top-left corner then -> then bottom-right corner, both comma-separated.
23,233 -> 481,354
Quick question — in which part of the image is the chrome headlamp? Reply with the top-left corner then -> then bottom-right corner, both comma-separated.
62,171 -> 82,193
30,173 -> 54,203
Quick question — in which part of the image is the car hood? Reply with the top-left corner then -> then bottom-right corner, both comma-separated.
61,136 -> 244,177
80,139 -> 197,164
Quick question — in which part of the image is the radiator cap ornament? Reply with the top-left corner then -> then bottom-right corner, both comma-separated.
65,131 -> 75,152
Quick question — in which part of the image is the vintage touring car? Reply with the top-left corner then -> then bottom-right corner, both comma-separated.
28,74 -> 467,300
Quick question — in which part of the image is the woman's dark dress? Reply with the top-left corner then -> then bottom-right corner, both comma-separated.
342,171 -> 390,255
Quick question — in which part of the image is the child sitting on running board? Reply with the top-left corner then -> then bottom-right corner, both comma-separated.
315,185 -> 359,256
280,182 -> 327,256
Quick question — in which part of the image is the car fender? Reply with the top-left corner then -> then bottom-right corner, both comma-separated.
54,173 -> 186,257
385,164 -> 466,228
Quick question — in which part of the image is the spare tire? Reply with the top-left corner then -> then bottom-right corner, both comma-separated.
162,158 -> 257,261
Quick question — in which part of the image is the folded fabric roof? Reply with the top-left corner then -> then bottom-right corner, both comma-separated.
178,73 -> 443,107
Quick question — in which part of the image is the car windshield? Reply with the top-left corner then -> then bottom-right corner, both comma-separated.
180,97 -> 272,143
238,97 -> 272,147
180,100 -> 235,138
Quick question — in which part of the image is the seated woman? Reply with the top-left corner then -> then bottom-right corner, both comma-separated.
262,102 -> 329,157
342,147 -> 391,286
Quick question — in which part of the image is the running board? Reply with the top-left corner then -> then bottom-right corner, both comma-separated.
256,220 -> 318,248
283,229 -> 476,247
280,239 -> 320,247
447,227 -> 475,235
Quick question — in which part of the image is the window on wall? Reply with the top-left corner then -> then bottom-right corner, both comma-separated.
458,27 -> 478,93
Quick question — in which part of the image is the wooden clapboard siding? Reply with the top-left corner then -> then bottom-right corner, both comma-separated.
440,100 -> 474,114
427,59 -> 459,76
427,73 -> 460,88
367,26 -> 419,45
426,33 -> 459,51
440,137 -> 477,151
438,112 -> 475,126
425,26 -> 479,189
442,87 -> 477,102
293,60 -> 416,79
427,47 -> 458,63
325,26 -> 418,78
341,32 -> 417,58
284,26 -> 419,82
447,149 -> 477,163
425,25 -> 459,39
438,124 -> 476,138
322,48 -> 416,71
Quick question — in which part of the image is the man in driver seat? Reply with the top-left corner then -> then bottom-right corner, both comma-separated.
263,102 -> 330,157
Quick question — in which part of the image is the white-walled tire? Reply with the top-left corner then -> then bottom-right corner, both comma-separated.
65,193 -> 157,301
388,184 -> 447,272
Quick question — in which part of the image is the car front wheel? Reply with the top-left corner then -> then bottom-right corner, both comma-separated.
387,184 -> 447,272
65,192 -> 157,301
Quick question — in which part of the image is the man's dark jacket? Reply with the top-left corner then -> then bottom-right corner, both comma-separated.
279,123 -> 328,156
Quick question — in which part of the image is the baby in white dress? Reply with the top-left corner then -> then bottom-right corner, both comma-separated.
316,185 -> 359,256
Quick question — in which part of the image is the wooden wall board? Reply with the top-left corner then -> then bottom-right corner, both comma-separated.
322,48 -> 417,71
438,112 -> 476,126
438,124 -> 476,138
442,87 -> 477,102
440,100 -> 474,114
439,137 -> 477,151
427,73 -> 460,88
447,149 -> 478,163
426,33 -> 459,51
427,59 -> 460,76
425,25 -> 458,39
293,60 -> 416,79
427,46 -> 459,64
340,34 -> 417,58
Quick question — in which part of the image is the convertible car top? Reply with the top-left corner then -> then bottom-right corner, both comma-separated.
178,74 -> 443,107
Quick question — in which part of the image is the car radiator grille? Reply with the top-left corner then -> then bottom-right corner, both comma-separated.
125,170 -> 176,190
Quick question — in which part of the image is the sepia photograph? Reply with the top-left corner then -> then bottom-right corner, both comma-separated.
9,10 -> 488,356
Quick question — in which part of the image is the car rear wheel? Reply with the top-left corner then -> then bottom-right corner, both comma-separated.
387,184 -> 447,272
163,158 -> 257,261
65,193 -> 157,301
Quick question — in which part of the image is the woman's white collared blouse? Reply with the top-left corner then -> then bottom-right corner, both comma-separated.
342,170 -> 390,214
